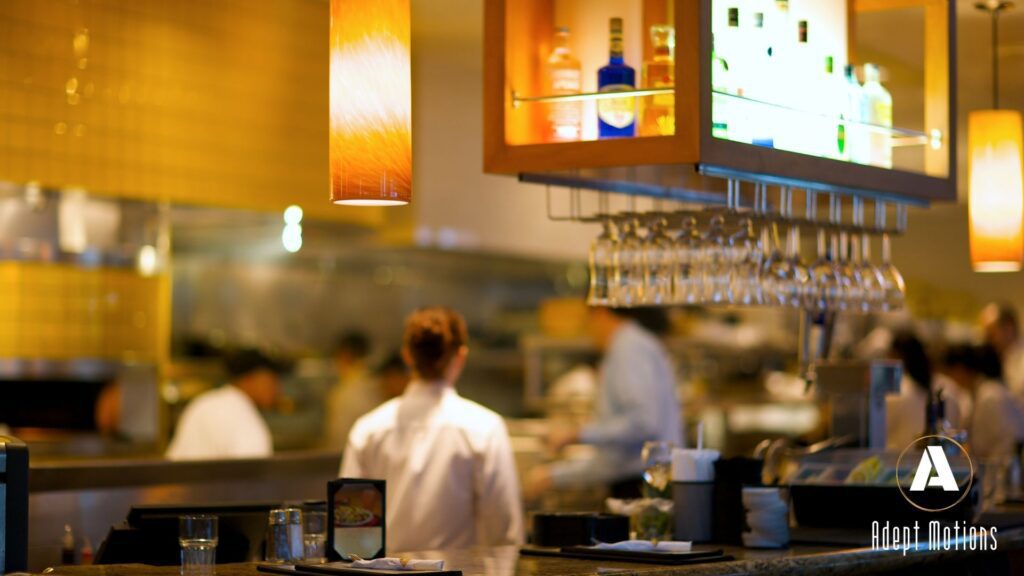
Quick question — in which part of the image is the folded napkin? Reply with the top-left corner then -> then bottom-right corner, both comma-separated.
350,558 -> 445,571
592,540 -> 692,553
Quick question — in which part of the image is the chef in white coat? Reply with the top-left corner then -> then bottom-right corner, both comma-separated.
981,302 -> 1024,404
166,349 -> 280,460
340,307 -> 523,552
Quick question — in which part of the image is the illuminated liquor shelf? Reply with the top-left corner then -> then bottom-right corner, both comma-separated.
713,91 -> 943,149
508,87 -> 942,149
510,87 -> 675,108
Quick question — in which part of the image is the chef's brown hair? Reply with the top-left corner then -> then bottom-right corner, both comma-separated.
403,307 -> 467,381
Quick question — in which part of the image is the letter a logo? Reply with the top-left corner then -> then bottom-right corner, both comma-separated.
909,446 -> 959,492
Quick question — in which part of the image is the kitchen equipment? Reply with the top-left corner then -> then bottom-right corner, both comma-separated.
815,360 -> 902,449
530,512 -> 629,547
0,436 -> 28,573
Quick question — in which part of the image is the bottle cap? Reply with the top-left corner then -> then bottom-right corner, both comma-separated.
610,17 -> 623,33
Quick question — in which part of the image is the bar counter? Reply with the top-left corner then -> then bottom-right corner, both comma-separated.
46,526 -> 1024,576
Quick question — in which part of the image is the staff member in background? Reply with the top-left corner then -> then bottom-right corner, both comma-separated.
885,331 -> 933,450
166,349 -> 280,460
374,350 -> 411,401
324,331 -> 379,450
942,344 -> 1024,461
981,302 -> 1024,403
527,306 -> 683,499
341,308 -> 523,552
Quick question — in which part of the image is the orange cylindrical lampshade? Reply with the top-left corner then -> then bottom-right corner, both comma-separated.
969,109 -> 1024,273
330,0 -> 412,206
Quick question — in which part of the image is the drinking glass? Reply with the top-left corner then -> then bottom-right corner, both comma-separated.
179,515 -> 217,576
303,510 -> 328,563
588,220 -> 618,306
702,214 -> 730,304
806,228 -> 842,313
728,217 -> 763,305
854,234 -> 883,312
642,218 -> 675,306
879,232 -> 906,311
836,231 -> 862,311
761,222 -> 786,307
641,441 -> 674,500
613,218 -> 645,307
673,216 -> 703,305
782,225 -> 809,308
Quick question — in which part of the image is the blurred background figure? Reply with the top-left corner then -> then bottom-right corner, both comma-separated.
527,306 -> 683,500
375,351 -> 411,401
981,302 -> 1024,404
166,349 -> 281,460
885,331 -> 933,451
942,345 -> 1024,461
323,330 -> 378,450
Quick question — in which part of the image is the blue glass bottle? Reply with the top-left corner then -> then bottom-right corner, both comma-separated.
598,17 -> 636,138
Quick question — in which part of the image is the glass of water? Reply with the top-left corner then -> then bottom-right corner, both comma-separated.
641,441 -> 674,499
179,515 -> 217,576
303,510 -> 328,563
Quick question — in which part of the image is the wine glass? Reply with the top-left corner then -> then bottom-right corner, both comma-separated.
588,219 -> 618,306
673,216 -> 704,305
702,214 -> 730,304
641,441 -> 674,499
642,217 -> 675,305
781,223 -> 809,308
729,216 -> 763,305
879,231 -> 906,311
806,227 -> 842,313
858,234 -> 885,312
836,230 -> 863,311
613,218 -> 645,307
761,221 -> 787,307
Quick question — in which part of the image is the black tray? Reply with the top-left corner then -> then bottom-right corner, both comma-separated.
521,545 -> 733,566
790,484 -> 978,528
258,562 -> 461,576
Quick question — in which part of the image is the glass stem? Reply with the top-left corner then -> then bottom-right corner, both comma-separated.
882,233 -> 892,265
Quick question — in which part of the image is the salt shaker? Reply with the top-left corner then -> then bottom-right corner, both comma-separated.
266,508 -> 304,562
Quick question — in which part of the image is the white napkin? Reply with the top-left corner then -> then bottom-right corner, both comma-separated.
671,448 -> 720,482
592,540 -> 692,553
742,487 -> 789,549
350,558 -> 445,571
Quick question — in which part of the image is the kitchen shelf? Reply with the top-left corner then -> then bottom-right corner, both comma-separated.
484,0 -> 957,204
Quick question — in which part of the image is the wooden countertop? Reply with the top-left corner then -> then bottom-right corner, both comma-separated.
42,528 -> 1024,576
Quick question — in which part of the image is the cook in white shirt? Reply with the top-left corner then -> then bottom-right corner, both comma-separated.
166,349 -> 280,461
981,302 -> 1024,404
526,307 -> 683,499
340,308 -> 524,553
885,332 -> 933,451
942,344 -> 1024,461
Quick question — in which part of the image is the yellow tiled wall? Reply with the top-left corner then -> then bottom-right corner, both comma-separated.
0,262 -> 163,361
0,0 -> 381,226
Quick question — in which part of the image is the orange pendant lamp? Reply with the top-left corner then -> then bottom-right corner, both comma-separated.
969,1 -> 1023,272
330,0 -> 412,206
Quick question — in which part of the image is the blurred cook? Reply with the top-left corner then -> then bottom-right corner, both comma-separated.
324,331 -> 380,450
942,344 -> 1024,461
341,307 -> 523,552
529,306 -> 683,499
981,302 -> 1024,402
166,349 -> 280,460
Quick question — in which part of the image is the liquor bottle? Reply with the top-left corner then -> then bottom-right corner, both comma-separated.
545,27 -> 582,142
640,24 -> 674,137
747,11 -> 775,147
845,65 -> 869,164
823,56 -> 847,160
861,63 -> 893,168
598,17 -> 636,138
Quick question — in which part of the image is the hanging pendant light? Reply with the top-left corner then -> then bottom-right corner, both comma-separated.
969,1 -> 1023,272
330,0 -> 412,206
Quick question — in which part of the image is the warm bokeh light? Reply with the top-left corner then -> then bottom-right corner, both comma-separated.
330,0 -> 412,206
969,110 -> 1024,273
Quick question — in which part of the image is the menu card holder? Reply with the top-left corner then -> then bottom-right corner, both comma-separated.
327,479 -> 386,562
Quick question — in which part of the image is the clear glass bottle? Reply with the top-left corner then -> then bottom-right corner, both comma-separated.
598,17 -> 637,138
845,65 -> 869,165
861,63 -> 893,168
640,25 -> 675,137
545,27 -> 582,142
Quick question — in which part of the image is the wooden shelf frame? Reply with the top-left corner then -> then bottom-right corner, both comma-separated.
483,0 -> 957,204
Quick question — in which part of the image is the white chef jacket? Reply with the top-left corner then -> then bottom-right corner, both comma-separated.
885,375 -> 929,452
970,379 -> 1024,461
166,385 -> 274,461
340,381 -> 524,553
1004,342 -> 1024,404
550,321 -> 684,487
